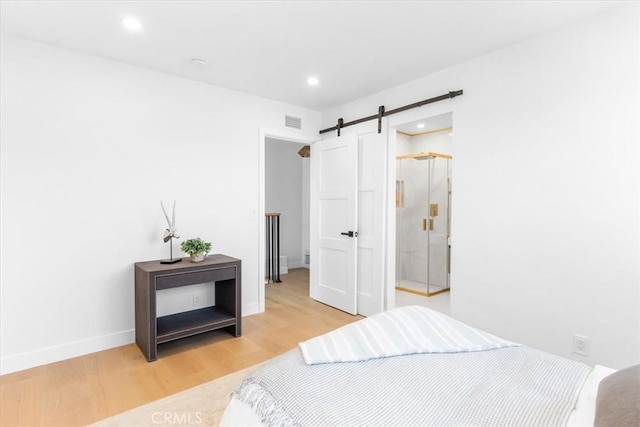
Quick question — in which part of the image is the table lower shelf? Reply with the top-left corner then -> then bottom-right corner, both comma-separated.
156,307 -> 237,344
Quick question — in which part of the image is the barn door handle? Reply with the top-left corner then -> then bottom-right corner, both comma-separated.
340,231 -> 358,237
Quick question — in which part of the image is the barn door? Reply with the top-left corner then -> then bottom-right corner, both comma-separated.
310,132 -> 386,316
356,132 -> 386,316
310,135 -> 358,314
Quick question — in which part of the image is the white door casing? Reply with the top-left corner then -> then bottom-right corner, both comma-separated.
310,134 -> 358,315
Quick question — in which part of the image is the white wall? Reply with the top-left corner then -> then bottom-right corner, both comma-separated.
396,132 -> 411,157
324,4 -> 640,369
410,130 -> 452,155
0,35 -> 321,374
265,138 -> 306,268
2,5 -> 637,375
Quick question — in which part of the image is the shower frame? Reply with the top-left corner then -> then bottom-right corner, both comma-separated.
396,151 -> 452,297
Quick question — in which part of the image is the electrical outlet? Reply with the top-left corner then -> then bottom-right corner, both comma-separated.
573,334 -> 589,356
192,293 -> 201,307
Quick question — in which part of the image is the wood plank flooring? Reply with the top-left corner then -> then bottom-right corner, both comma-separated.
0,268 -> 361,426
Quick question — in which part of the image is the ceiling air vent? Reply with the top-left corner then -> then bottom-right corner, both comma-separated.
285,115 -> 302,129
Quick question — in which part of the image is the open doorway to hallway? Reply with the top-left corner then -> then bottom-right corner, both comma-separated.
264,137 -> 311,300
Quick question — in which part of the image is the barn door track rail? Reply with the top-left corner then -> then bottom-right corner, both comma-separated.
319,90 -> 463,136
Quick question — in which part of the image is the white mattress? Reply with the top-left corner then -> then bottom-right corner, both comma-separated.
220,364 -> 616,427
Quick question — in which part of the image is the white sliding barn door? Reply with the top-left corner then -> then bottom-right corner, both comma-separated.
310,135 -> 358,315
310,132 -> 387,317
356,132 -> 386,316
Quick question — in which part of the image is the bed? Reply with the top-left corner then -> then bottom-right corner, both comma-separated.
220,306 -> 638,427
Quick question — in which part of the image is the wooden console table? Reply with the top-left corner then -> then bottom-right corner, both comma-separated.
134,254 -> 241,361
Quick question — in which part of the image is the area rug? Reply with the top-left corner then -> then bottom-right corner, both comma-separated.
91,364 -> 259,427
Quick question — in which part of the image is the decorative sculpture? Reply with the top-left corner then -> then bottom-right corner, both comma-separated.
160,200 -> 182,264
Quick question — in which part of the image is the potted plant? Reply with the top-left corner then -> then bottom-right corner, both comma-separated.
180,237 -> 212,262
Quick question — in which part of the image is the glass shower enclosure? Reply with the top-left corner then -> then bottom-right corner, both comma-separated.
396,152 -> 451,297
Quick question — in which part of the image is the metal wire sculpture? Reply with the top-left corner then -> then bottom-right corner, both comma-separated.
160,200 -> 182,264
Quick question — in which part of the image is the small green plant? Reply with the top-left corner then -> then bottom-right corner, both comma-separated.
180,237 -> 212,255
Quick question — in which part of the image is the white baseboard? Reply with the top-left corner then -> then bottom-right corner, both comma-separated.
242,302 -> 261,317
2,306 -> 262,375
0,329 -> 135,375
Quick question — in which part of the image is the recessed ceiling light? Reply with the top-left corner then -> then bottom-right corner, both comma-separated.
121,17 -> 143,32
416,123 -> 425,129
307,76 -> 319,86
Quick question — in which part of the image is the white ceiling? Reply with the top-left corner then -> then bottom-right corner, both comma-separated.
395,112 -> 452,135
0,1 -> 625,111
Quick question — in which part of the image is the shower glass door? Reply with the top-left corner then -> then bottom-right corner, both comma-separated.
426,155 -> 450,293
396,152 -> 451,296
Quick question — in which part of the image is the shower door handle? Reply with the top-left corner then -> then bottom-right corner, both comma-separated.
340,231 -> 358,238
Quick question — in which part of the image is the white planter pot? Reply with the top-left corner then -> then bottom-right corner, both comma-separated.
190,252 -> 205,262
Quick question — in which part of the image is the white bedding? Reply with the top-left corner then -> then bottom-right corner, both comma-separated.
220,364 -> 615,427
221,307 -> 613,426
299,305 -> 518,364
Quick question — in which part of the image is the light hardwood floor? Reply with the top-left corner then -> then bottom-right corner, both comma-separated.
0,268 -> 361,426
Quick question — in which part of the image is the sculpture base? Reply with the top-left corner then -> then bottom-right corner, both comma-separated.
160,258 -> 183,264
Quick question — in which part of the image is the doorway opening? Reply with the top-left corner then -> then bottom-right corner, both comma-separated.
265,137 -> 310,278
259,129 -> 314,313
393,112 -> 453,315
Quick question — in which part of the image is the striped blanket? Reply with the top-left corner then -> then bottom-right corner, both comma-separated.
231,345 -> 592,427
299,305 -> 518,364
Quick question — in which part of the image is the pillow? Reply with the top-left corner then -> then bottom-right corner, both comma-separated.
594,364 -> 640,427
